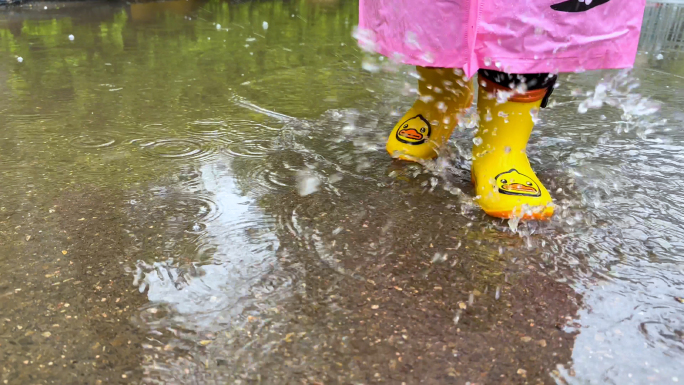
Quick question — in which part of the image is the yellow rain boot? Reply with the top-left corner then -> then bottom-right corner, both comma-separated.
472,78 -> 554,220
387,67 -> 474,161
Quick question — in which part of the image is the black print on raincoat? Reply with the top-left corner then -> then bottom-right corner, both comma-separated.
551,0 -> 610,12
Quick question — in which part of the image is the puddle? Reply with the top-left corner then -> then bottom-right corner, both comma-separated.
0,0 -> 683,384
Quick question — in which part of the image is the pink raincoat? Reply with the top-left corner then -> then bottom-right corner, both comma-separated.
358,0 -> 646,77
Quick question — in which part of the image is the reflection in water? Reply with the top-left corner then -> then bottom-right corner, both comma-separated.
0,0 -> 683,384
130,0 -> 205,22
135,157 -> 282,332
305,0 -> 341,9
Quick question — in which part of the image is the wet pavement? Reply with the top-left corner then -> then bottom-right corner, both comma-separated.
0,1 -> 683,384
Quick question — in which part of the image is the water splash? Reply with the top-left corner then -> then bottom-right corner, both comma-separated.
576,70 -> 660,122
296,169 -> 321,196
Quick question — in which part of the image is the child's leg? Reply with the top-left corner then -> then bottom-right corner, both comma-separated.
386,67 -> 474,161
472,70 -> 557,220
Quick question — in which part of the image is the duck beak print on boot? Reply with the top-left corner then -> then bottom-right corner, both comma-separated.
495,169 -> 542,197
386,67 -> 473,161
471,76 -> 554,220
396,115 -> 431,145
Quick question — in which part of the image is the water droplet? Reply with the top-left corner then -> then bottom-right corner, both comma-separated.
473,137 -> 483,146
496,90 -> 513,104
484,57 -> 492,66
68,34 -> 74,41
578,101 -> 588,114
262,21 -> 269,30
17,57 -> 23,63
508,216 -> 520,231
361,58 -> 380,73
656,53 -> 663,60
504,146 -> 511,153
419,51 -> 435,64
405,31 -> 421,50
530,108 -> 540,124
216,24 -> 221,30
297,171 -> 320,196
329,173 -> 342,184
419,95 -> 434,103
354,27 -> 379,53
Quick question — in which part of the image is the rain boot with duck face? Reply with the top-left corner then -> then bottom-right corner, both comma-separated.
471,76 -> 554,220
386,67 -> 474,161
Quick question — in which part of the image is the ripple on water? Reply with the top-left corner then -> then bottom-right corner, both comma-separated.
142,138 -> 216,161
130,197 -> 281,333
639,314 -> 684,352
227,120 -> 281,133
70,134 -> 118,148
243,161 -> 295,194
226,139 -> 273,158
186,222 -> 207,234
187,120 -> 232,145
188,119 -> 280,144
173,194 -> 222,223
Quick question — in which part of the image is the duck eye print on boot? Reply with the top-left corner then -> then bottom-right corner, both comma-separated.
551,0 -> 610,12
495,169 -> 541,197
396,115 -> 431,145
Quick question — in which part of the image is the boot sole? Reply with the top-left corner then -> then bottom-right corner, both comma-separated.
483,206 -> 554,220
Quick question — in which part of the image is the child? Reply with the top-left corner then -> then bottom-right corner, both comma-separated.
359,0 -> 646,219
